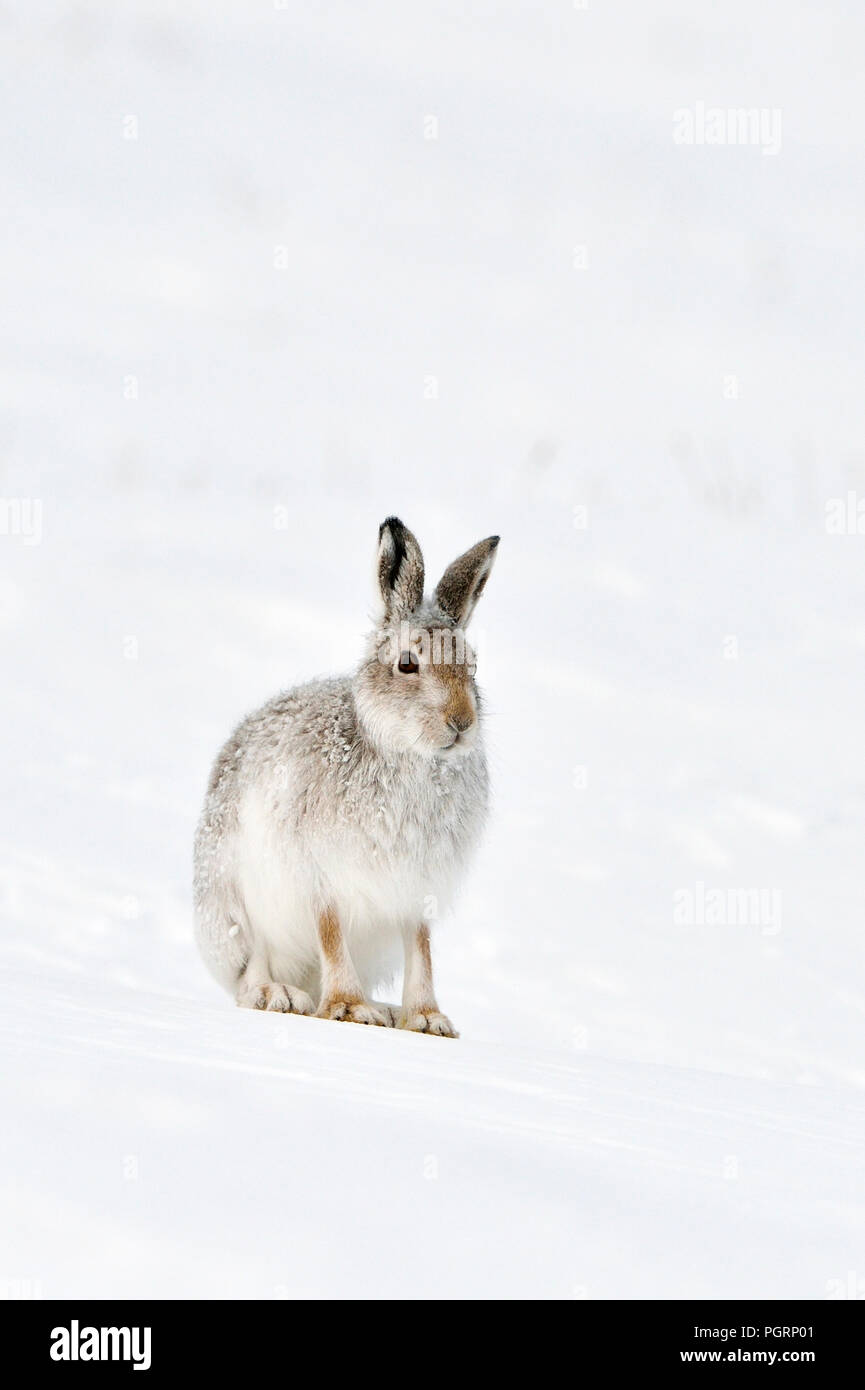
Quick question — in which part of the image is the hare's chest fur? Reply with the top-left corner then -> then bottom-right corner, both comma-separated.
230,679 -> 488,960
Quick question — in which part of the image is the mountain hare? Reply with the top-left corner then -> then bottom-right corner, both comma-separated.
194,517 -> 499,1037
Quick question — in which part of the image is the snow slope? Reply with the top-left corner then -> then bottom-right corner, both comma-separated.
2,2 -> 865,1299
3,971 -> 864,1301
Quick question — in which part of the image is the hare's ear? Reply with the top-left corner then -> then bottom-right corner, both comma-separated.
434,535 -> 499,627
376,516 -> 425,618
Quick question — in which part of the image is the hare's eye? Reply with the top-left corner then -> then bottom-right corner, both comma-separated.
398,651 -> 419,675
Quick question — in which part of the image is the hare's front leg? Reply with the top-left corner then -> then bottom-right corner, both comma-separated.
316,909 -> 388,1026
399,924 -> 459,1038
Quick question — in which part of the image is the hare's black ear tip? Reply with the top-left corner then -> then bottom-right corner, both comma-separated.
488,535 -> 501,549
379,516 -> 405,540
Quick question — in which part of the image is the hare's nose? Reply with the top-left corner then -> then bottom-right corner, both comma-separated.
448,713 -> 474,734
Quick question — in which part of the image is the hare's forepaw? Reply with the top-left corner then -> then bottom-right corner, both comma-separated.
370,1001 -> 399,1027
317,997 -> 388,1026
400,1009 -> 459,1038
237,983 -> 315,1014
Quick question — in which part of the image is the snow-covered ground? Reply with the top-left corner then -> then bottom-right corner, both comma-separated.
2,2 -> 865,1299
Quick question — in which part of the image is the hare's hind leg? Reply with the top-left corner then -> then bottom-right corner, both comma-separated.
237,977 -> 315,1014
194,880 -> 312,1013
236,940 -> 315,1015
315,908 -> 388,1026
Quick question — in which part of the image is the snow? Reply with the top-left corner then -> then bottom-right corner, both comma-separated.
5,977 -> 865,1300
2,1 -> 865,1299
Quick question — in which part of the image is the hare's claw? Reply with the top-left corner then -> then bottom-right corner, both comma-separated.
317,998 -> 388,1026
400,1010 -> 459,1038
237,982 -> 315,1014
370,1001 -> 399,1027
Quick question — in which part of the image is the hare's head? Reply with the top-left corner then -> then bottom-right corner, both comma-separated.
354,516 -> 499,759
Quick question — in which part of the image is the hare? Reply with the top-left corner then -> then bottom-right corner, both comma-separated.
193,517 -> 499,1037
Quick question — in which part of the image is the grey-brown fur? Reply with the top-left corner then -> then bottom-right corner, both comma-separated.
193,517 -> 499,1034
